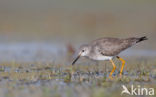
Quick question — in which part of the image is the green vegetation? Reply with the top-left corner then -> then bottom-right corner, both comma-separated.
0,60 -> 155,97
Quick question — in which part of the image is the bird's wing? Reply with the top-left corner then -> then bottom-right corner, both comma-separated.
91,37 -> 132,56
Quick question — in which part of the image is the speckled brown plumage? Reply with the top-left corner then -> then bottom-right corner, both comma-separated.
88,36 -> 147,56
72,36 -> 147,78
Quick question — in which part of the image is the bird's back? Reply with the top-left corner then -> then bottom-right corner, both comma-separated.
89,37 -> 145,56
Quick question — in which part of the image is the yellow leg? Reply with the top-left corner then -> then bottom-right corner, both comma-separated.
117,56 -> 126,77
109,59 -> 116,78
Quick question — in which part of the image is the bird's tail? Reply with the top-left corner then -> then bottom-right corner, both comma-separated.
136,36 -> 148,43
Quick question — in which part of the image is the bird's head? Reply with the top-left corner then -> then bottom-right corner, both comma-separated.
72,44 -> 90,65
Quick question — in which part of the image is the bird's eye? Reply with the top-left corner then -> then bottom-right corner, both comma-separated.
82,50 -> 85,52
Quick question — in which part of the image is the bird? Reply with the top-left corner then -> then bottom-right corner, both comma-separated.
72,36 -> 147,78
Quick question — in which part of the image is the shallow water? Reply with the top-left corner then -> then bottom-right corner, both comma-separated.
0,43 -> 155,63
0,44 -> 155,97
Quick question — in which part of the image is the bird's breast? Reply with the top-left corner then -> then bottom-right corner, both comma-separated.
88,54 -> 113,61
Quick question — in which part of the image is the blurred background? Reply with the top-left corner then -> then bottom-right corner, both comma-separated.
0,0 -> 156,63
0,1 -> 156,97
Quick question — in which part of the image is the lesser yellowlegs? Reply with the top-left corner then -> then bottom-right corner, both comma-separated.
72,36 -> 147,78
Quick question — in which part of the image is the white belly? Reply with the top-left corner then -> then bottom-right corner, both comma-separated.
90,55 -> 113,61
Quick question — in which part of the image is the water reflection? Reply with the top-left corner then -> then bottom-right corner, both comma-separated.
0,43 -> 155,63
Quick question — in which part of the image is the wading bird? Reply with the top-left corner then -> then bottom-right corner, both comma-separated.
72,36 -> 147,78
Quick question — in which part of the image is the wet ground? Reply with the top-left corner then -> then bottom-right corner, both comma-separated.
0,61 -> 155,97
0,43 -> 155,97
0,43 -> 155,62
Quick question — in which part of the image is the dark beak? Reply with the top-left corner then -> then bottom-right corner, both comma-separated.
72,54 -> 81,65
